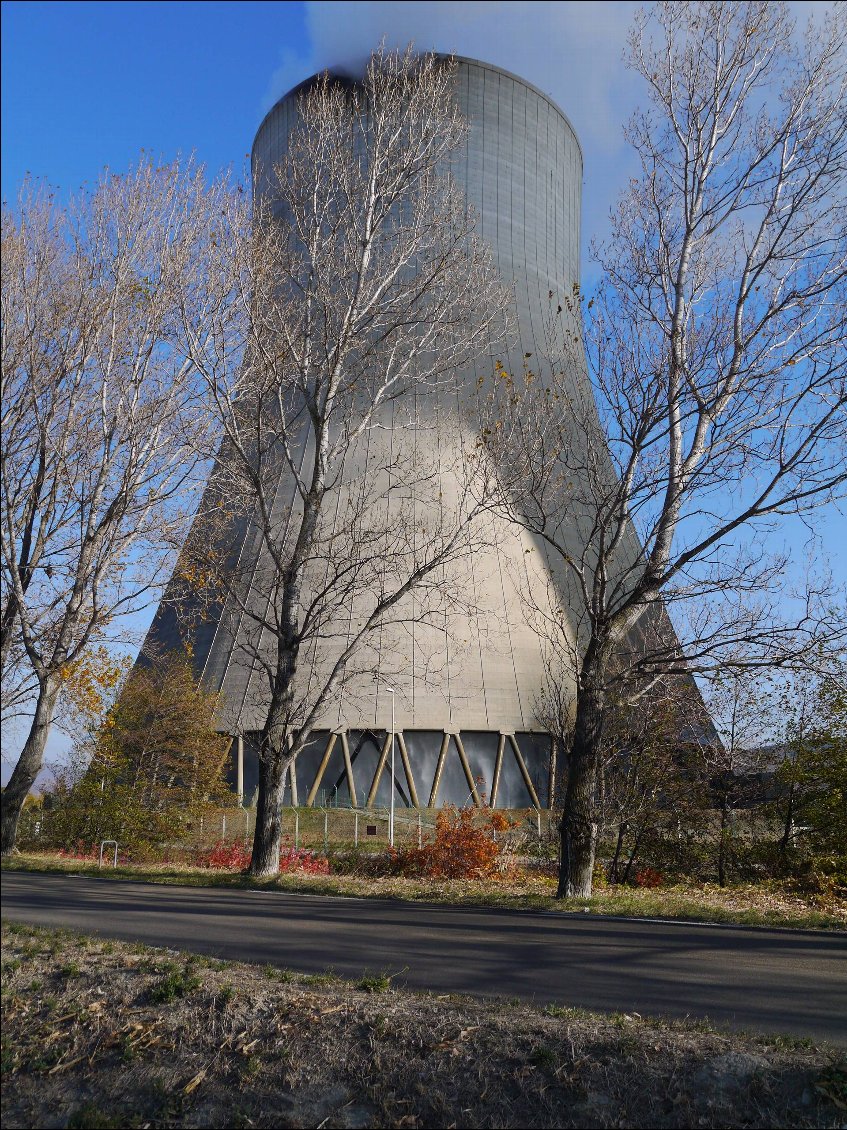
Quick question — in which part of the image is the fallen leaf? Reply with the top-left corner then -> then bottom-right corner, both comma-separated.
183,1069 -> 207,1095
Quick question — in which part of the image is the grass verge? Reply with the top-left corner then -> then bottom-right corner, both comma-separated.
4,852 -> 845,931
3,922 -> 845,1129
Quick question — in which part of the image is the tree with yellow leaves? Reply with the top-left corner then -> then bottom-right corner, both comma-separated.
44,653 -> 231,854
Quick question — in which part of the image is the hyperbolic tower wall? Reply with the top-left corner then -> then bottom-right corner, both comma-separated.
143,57 -> 602,810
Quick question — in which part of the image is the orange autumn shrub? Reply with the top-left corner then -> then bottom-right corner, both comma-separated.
395,805 -> 513,880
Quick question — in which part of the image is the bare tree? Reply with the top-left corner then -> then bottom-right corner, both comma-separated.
169,48 -> 511,876
483,1 -> 847,896
537,656 -> 713,883
1,624 -> 36,735
0,160 -> 235,853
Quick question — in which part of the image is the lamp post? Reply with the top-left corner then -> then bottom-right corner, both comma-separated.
382,685 -> 396,847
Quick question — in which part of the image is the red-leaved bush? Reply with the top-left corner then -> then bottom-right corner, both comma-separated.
197,839 -> 252,871
278,847 -> 330,875
195,839 -> 330,874
631,866 -> 663,889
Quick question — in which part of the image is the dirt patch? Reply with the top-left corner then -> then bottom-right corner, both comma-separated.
2,923 -> 844,1129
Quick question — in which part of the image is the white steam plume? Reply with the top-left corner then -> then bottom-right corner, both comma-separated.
260,0 -> 835,279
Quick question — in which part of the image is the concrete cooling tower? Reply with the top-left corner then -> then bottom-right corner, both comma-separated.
142,56 -> 612,810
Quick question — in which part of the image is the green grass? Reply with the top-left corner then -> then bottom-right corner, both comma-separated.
356,971 -> 393,993
299,969 -> 341,987
148,965 -> 202,1004
543,1003 -> 596,1021
529,1044 -> 557,1069
262,964 -> 296,983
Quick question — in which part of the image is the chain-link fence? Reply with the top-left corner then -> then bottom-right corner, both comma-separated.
18,800 -> 557,862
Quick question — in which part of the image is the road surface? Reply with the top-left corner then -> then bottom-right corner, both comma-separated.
2,872 -> 845,1042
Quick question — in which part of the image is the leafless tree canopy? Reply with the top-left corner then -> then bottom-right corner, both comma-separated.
1,159 -> 237,852
169,48 -> 512,875
483,1 -> 846,897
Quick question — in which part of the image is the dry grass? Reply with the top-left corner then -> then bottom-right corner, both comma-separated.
4,852 -> 845,931
2,922 -> 845,1129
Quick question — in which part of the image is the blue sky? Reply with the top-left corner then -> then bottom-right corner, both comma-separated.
5,0 -> 833,273
1,1 -> 309,198
2,0 -> 652,280
2,0 -> 842,778
5,0 -> 835,280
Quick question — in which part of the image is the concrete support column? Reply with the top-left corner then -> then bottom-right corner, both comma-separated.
491,733 -> 508,808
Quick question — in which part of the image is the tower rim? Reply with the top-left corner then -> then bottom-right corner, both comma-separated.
252,53 -> 584,172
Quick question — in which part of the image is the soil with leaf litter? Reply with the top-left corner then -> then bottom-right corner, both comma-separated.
2,923 -> 845,1129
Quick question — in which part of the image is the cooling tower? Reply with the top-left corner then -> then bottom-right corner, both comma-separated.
142,57 -> 606,810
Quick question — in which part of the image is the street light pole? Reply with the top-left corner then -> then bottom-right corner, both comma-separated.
382,685 -> 396,847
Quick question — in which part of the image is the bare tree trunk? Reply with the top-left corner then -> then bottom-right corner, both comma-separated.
621,830 -> 642,885
0,446 -> 45,675
557,676 -> 604,898
1,677 -> 60,854
609,821 -> 627,884
548,736 -> 558,809
251,752 -> 290,878
718,793 -> 729,888
250,671 -> 295,877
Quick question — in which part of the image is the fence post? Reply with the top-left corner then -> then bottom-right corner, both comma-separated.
294,809 -> 299,850
537,809 -> 542,840
323,810 -> 328,853
418,812 -> 422,848
354,811 -> 359,847
222,813 -> 227,839
244,808 -> 250,845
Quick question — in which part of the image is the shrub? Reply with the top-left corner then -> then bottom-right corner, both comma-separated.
56,842 -> 100,863
197,839 -> 252,871
394,806 -> 513,880
278,847 -> 330,875
631,866 -> 663,889
628,831 -> 713,882
784,854 -> 847,903
328,848 -> 381,876
194,839 -> 330,874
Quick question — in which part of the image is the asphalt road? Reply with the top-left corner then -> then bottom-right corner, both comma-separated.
2,872 -> 845,1043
